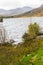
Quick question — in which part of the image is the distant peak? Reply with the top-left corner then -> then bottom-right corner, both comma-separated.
40,4 -> 43,7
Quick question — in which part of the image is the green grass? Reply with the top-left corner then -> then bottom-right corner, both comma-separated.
20,40 -> 43,65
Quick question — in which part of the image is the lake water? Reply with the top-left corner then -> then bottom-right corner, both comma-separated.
3,17 -> 43,44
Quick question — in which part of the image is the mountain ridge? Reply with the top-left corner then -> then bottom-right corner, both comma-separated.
14,5 -> 43,17
0,6 -> 32,17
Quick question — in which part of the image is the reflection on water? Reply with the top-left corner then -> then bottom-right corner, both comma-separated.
3,17 -> 43,43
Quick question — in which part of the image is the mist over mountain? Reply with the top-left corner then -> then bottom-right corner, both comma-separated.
0,5 -> 43,17
0,6 -> 32,16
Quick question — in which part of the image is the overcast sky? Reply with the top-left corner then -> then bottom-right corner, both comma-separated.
0,0 -> 43,10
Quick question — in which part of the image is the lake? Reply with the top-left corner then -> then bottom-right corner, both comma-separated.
3,17 -> 43,44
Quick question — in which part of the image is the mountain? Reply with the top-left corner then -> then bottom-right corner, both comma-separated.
8,7 -> 32,15
14,5 -> 43,17
0,9 -> 7,15
0,7 -> 32,17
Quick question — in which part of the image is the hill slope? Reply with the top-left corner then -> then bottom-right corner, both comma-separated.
14,5 -> 43,17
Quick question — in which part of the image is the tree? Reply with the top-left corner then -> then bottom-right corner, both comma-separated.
22,23 -> 40,53
28,22 -> 40,39
23,23 -> 40,41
